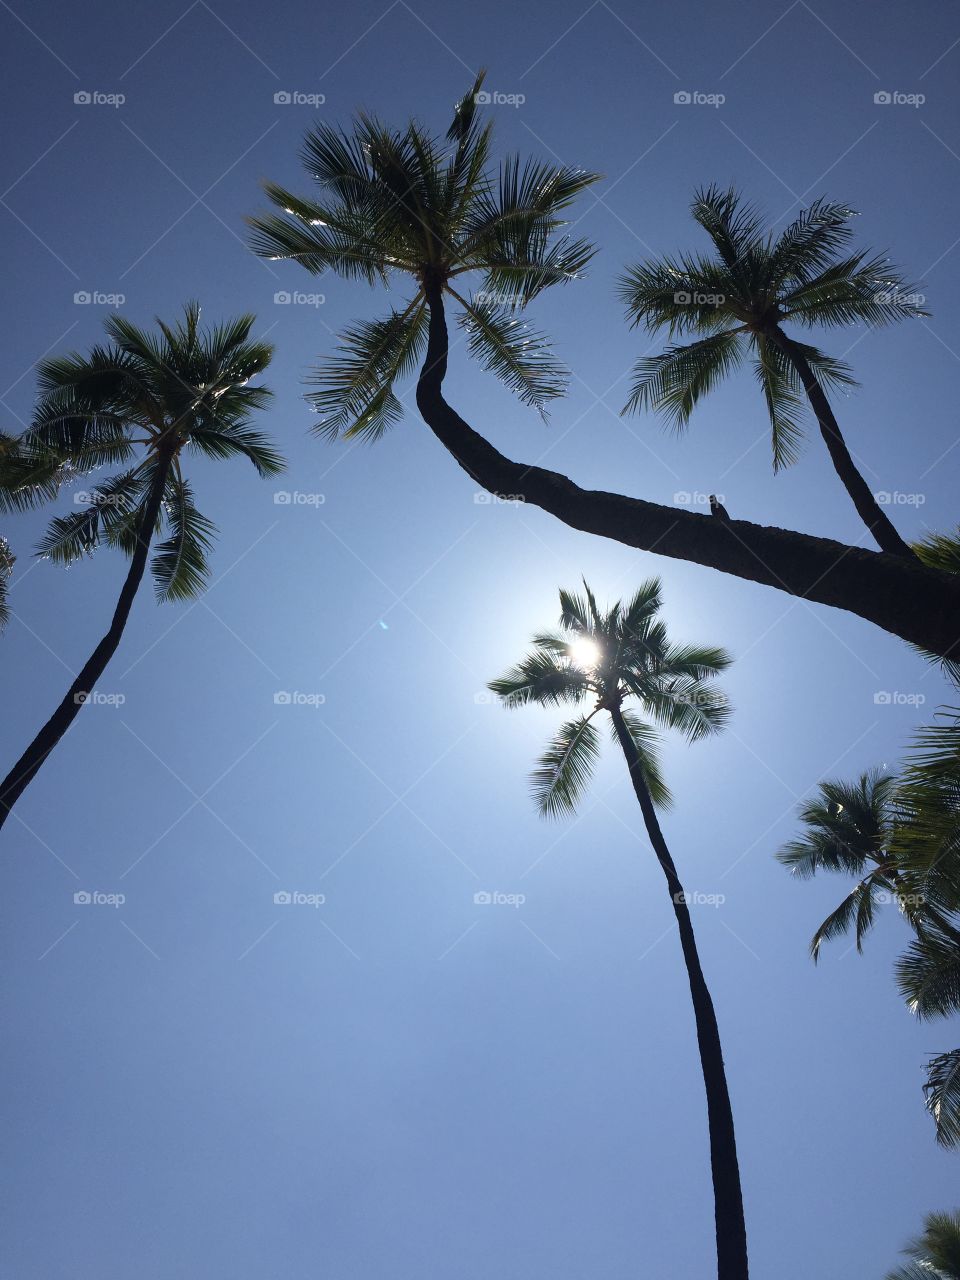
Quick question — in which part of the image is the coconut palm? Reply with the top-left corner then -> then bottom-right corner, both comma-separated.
247,79 -> 959,659
776,770 -> 912,959
489,579 -> 747,1280
248,70 -> 598,437
887,1210 -> 960,1280
779,717 -> 960,1148
0,303 -> 281,831
618,186 -> 926,557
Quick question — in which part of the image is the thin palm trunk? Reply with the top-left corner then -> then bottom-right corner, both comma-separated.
414,284 -> 959,659
770,327 -> 914,558
0,447 -> 173,831
609,704 -> 748,1280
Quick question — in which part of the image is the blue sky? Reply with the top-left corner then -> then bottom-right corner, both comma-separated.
1,0 -> 958,1275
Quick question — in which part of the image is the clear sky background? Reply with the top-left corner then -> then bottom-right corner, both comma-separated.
0,0 -> 957,1276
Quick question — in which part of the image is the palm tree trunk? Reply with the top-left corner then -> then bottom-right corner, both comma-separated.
414,284 -> 959,659
609,705 -> 748,1280
0,448 -> 173,831
770,327 -> 914,558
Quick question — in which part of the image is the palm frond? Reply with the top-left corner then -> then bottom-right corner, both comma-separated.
489,646 -> 590,709
622,330 -> 745,425
454,293 -> 567,415
531,713 -> 602,817
151,476 -> 217,601
923,1048 -> 960,1149
307,302 -> 428,442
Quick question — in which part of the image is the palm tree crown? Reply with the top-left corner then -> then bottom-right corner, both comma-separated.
777,769 -> 905,959
249,71 -> 599,438
887,1210 -> 960,1280
488,578 -> 731,814
0,302 -> 281,600
618,185 -> 926,470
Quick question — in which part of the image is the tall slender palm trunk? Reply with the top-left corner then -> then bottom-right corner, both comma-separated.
609,705 -> 748,1280
770,327 -> 914,558
0,449 -> 173,832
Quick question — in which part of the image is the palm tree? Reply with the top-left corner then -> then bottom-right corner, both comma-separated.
618,186 -> 926,557
779,718 -> 960,1148
489,579 -> 747,1280
887,1210 -> 960,1279
249,70 -> 598,437
0,303 -> 281,831
776,770 -> 909,959
247,80 -> 959,660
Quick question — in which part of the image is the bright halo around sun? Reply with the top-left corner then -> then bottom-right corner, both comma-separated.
568,636 -> 602,672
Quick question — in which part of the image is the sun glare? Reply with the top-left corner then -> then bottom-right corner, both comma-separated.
568,637 -> 602,672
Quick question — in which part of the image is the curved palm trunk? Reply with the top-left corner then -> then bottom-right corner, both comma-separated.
769,327 -> 914,558
609,705 -> 748,1280
413,285 -> 959,659
0,449 -> 172,831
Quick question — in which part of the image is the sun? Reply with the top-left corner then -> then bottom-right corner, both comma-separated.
568,636 -> 602,672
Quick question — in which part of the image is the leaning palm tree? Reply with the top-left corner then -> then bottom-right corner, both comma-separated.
489,579 -> 747,1280
0,303 -> 281,830
618,186 -> 926,557
887,1209 -> 960,1280
248,70 -> 598,436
